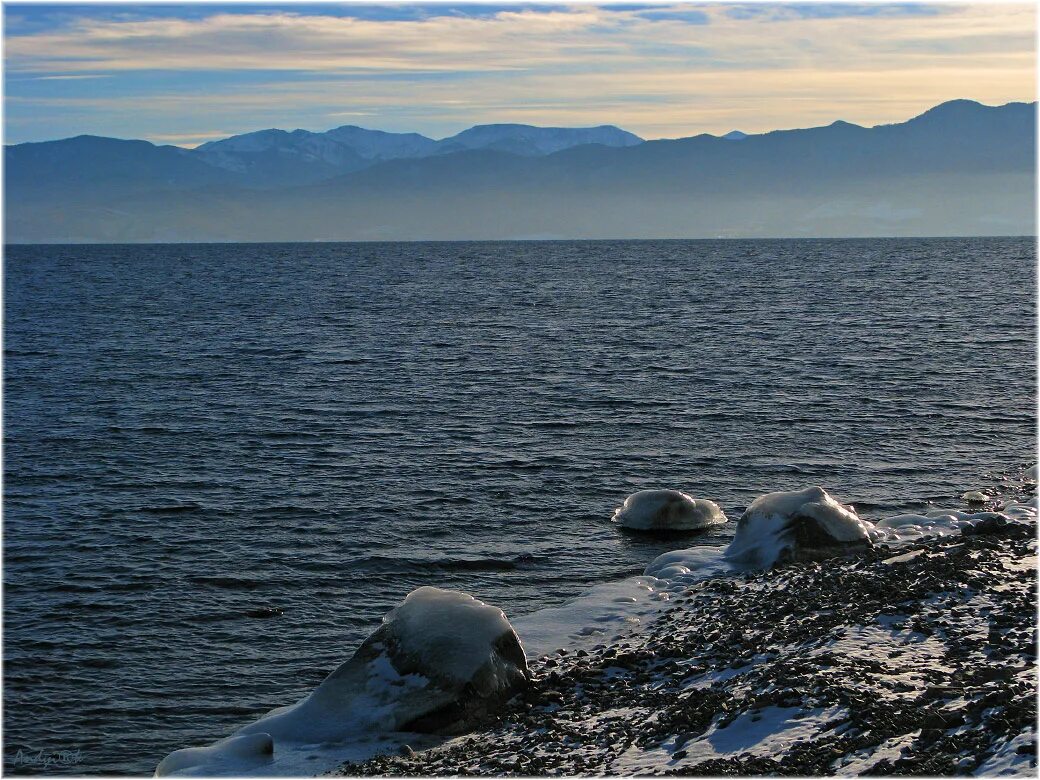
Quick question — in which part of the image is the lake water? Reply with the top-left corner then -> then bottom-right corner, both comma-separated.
4,238 -> 1036,775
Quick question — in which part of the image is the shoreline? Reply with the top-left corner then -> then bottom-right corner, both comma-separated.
343,512 -> 1038,777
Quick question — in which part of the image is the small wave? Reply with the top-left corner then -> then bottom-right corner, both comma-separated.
8,582 -> 101,594
254,505 -> 328,517
186,575 -> 265,590
359,553 -> 548,574
4,348 -> 55,357
416,495 -> 478,506
436,558 -> 520,572
243,606 -> 284,619
232,346 -> 309,357
135,504 -> 201,514
80,657 -> 120,669
105,581 -> 158,593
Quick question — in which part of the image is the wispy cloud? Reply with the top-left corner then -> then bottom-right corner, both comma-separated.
28,74 -> 111,81
3,3 -> 1035,143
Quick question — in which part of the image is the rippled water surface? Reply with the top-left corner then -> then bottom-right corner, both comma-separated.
4,238 -> 1036,774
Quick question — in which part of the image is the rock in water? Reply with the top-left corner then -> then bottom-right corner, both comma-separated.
725,486 -> 876,568
612,489 -> 727,531
156,587 -> 529,775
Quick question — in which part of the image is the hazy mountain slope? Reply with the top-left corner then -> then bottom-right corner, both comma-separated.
192,126 -> 439,186
4,100 -> 1035,242
322,125 -> 439,160
432,124 -> 644,156
4,135 -> 231,202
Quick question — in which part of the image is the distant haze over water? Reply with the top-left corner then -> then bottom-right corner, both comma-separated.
4,100 -> 1035,242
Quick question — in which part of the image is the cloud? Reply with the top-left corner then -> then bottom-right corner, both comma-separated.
724,3 -> 947,21
3,3 -> 1035,143
29,74 -> 111,81
4,8 -> 617,73
633,8 -> 711,24
5,4 -> 1033,74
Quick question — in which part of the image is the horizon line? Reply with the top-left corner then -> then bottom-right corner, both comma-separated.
6,235 -> 1036,247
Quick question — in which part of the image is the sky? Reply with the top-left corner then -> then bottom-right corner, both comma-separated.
3,1 -> 1036,146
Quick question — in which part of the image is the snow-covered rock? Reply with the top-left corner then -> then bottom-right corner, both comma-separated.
156,587 -> 529,776
612,489 -> 727,532
725,486 -> 877,568
962,490 -> 991,503
374,586 -> 530,719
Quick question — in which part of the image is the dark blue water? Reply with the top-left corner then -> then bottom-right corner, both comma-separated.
4,238 -> 1036,775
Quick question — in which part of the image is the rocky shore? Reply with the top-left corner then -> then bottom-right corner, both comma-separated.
340,515 -> 1037,777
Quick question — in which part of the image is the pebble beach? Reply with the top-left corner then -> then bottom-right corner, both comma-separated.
344,510 -> 1037,777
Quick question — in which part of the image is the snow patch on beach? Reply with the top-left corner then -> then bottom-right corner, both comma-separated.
975,728 -> 1038,777
613,705 -> 848,774
833,731 -> 920,775
808,620 -> 955,694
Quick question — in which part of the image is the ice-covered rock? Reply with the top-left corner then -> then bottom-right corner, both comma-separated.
612,489 -> 727,531
1026,464 -> 1038,482
962,490 -> 991,503
366,585 -> 531,732
725,486 -> 877,568
156,587 -> 529,776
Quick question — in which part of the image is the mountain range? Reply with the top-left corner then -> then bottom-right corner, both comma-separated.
4,100 -> 1035,242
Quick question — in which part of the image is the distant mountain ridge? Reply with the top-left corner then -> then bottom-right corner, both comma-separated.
190,122 -> 643,186
6,121 -> 647,192
4,100 -> 1035,242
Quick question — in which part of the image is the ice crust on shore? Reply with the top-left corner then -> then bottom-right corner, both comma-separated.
513,576 -> 665,657
155,734 -> 275,777
612,490 -> 727,531
875,496 -> 1038,542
